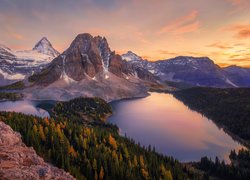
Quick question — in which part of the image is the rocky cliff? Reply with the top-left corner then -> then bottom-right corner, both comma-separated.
0,121 -> 74,180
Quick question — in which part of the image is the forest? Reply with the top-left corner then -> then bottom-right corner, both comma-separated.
194,149 -> 250,180
51,97 -> 113,124
0,81 -> 25,90
0,92 -> 23,101
173,87 -> 250,179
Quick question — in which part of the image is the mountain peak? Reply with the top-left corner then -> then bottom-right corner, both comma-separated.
121,51 -> 143,62
74,33 -> 93,41
33,37 -> 60,58
34,37 -> 51,47
68,33 -> 94,53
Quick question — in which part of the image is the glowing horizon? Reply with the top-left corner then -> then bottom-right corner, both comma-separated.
0,0 -> 250,67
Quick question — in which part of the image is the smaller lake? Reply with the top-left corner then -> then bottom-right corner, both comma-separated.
108,92 -> 245,162
0,100 -> 54,118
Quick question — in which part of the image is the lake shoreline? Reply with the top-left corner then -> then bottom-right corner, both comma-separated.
108,92 -> 244,162
0,92 -> 246,163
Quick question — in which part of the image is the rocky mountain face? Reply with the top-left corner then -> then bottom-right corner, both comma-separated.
122,51 -> 250,87
25,33 -> 157,101
223,65 -> 250,87
0,121 -> 74,180
0,38 -> 59,86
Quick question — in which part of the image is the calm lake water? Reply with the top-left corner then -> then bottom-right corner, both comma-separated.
108,92 -> 244,162
0,93 -> 244,162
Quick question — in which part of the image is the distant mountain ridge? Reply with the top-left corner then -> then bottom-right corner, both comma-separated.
122,51 -> 250,87
2,34 -> 250,96
0,37 -> 59,86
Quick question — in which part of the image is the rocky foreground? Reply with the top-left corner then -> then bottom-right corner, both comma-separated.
0,121 -> 74,180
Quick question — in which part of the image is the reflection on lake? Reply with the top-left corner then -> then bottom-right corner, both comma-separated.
108,92 -> 244,162
0,100 -> 53,118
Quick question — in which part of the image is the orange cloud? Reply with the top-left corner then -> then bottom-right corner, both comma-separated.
226,0 -> 241,5
229,57 -> 250,61
223,24 -> 250,38
156,50 -> 178,56
174,21 -> 200,34
10,32 -> 24,40
185,52 -> 206,57
157,10 -> 200,35
141,55 -> 153,60
207,42 -> 233,49
218,62 -> 233,67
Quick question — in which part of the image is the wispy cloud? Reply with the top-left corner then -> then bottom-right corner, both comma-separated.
207,42 -> 233,49
226,0 -> 242,6
225,0 -> 250,14
156,50 -> 178,56
223,24 -> 250,38
157,10 -> 200,35
10,32 -> 24,40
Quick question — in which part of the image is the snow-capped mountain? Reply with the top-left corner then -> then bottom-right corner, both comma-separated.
0,38 -> 59,86
25,33 -> 157,101
122,51 -> 250,87
121,51 -> 144,62
33,37 -> 60,57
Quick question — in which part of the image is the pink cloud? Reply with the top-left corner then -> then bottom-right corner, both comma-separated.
225,0 -> 250,14
157,10 -> 200,35
174,21 -> 200,34
223,24 -> 250,38
226,0 -> 242,5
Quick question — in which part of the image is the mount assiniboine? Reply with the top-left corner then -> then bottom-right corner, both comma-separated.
23,33 -> 157,101
0,37 -> 59,86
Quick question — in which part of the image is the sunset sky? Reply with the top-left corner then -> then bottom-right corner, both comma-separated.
0,0 -> 250,67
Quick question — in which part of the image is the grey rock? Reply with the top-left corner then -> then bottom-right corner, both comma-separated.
0,121 -> 75,180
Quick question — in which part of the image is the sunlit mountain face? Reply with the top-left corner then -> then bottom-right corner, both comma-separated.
0,0 -> 250,67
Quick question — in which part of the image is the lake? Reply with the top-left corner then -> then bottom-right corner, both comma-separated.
0,93 -> 244,162
108,92 -> 244,162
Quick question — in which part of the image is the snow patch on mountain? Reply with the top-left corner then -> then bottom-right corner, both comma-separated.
225,78 -> 238,87
0,69 -> 25,80
14,50 -> 54,63
121,51 -> 143,62
0,44 -> 14,55
60,55 -> 76,84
